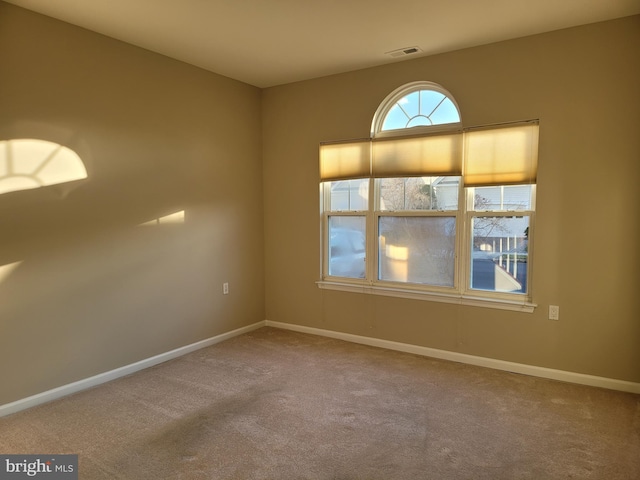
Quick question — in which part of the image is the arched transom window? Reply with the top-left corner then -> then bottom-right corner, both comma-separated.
372,81 -> 461,136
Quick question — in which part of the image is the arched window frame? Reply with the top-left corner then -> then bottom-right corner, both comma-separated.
319,81 -> 538,313
371,81 -> 462,139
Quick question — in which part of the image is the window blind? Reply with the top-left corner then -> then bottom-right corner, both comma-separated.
319,139 -> 370,181
319,121 -> 538,185
463,122 -> 539,186
371,133 -> 463,177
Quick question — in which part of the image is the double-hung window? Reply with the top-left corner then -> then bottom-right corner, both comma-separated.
319,82 -> 539,311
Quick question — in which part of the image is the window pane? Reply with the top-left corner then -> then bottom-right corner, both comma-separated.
382,104 -> 409,131
329,179 -> 368,211
328,216 -> 366,278
471,216 -> 530,293
379,177 -> 459,211
429,98 -> 460,125
378,216 -> 456,286
472,185 -> 533,211
419,90 -> 445,117
400,91 -> 420,118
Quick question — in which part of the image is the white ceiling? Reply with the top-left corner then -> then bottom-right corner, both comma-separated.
5,0 -> 640,88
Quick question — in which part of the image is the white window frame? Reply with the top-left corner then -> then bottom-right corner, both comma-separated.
318,83 -> 537,313
373,176 -> 462,293
461,185 -> 536,305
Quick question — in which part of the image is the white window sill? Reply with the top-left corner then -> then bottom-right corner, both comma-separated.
316,280 -> 537,313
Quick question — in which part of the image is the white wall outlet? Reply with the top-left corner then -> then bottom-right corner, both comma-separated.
549,305 -> 560,320
223,282 -> 229,295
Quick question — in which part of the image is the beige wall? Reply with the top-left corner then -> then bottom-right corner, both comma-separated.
263,16 -> 640,383
0,3 -> 264,405
1,3 -> 638,408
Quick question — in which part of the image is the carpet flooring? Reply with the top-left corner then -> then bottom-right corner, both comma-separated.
0,327 -> 639,479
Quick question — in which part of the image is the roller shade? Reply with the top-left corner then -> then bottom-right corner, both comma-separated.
319,140 -> 370,181
463,122 -> 539,186
372,133 -> 463,177
319,121 -> 538,185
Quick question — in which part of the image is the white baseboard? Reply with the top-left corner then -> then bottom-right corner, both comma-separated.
265,320 -> 640,395
0,321 -> 266,418
3,318 -> 637,418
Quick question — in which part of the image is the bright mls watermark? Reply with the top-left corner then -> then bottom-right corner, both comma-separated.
0,455 -> 77,479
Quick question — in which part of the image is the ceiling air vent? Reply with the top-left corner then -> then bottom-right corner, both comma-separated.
385,46 -> 423,58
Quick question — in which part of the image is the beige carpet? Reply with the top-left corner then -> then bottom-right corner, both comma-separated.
1,327 -> 639,479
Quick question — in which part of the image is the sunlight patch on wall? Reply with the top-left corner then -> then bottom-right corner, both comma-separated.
0,261 -> 22,284
139,210 -> 185,226
0,139 -> 87,195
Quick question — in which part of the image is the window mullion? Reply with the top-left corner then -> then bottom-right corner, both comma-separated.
525,211 -> 535,302
458,188 -> 472,294
321,211 -> 329,280
320,183 -> 326,280
368,177 -> 377,285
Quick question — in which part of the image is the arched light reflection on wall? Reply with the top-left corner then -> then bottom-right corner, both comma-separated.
0,139 -> 87,195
